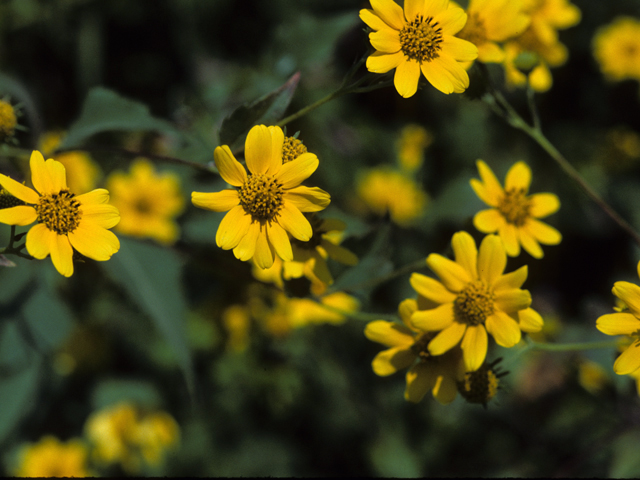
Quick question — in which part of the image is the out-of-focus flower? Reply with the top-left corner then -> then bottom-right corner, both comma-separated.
222,304 -> 252,353
396,124 -> 432,173
410,231 -> 542,371
85,402 -> 179,474
0,99 -> 17,141
360,0 -> 477,97
0,150 -> 120,276
107,158 -> 185,245
593,17 -> 640,83
192,125 -> 330,269
39,131 -> 101,195
365,298 -> 463,404
596,126 -> 640,173
356,166 -> 428,226
457,358 -> 507,406
14,435 -> 91,477
577,359 -> 610,395
471,160 -> 561,258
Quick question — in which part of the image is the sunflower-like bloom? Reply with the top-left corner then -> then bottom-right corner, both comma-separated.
410,231 -> 543,371
593,17 -> 640,83
471,160 -> 561,259
0,150 -> 120,277
455,0 -> 530,65
14,436 -> 91,477
596,261 -> 640,376
360,0 -> 478,97
191,125 -> 330,269
365,298 -> 463,403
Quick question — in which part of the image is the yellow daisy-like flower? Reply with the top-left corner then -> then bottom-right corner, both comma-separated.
0,150 -> 120,277
455,0 -> 530,65
470,160 -> 561,259
191,125 -> 330,269
107,158 -> 185,245
410,231 -> 543,371
593,17 -> 640,83
365,298 -> 463,404
360,0 -> 478,97
596,260 -> 640,376
14,435 -> 91,477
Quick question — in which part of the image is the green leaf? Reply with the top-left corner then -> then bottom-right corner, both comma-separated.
60,87 -> 177,149
102,237 -> 194,397
91,379 -> 162,410
23,286 -> 74,352
610,430 -> 640,478
218,72 -> 300,148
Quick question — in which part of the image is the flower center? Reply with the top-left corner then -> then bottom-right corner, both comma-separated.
454,280 -> 495,326
0,188 -> 24,209
411,331 -> 437,359
282,136 -> 307,164
399,15 -> 443,63
457,364 -> 500,405
498,188 -> 531,226
35,190 -> 82,235
238,174 -> 284,221
456,12 -> 487,47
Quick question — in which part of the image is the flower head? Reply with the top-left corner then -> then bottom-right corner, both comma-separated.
0,99 -> 17,140
471,160 -> 561,258
192,125 -> 330,269
410,231 -> 543,371
396,124 -> 433,173
456,358 -> 507,406
593,17 -> 640,84
14,436 -> 91,477
360,0 -> 478,97
0,150 -> 120,276
108,158 -> 185,245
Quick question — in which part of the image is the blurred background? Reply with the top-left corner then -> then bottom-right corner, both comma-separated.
1,0 -> 640,476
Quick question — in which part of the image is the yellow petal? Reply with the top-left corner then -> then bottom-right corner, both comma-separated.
461,324 -> 488,371
0,174 -> 39,204
614,340 -> 640,375
370,29 -> 402,54
26,223 -> 55,259
452,230 -> 478,279
68,224 -> 120,261
477,42 -> 505,63
495,288 -> 531,314
277,203 -> 312,241
485,311 -> 521,347
31,151 -> 67,195
477,234 -> 506,286
432,5 -> 466,34
420,59 -> 455,94
441,35 -> 478,62
80,204 -> 120,229
359,8 -> 390,31
253,229 -> 275,269
50,234 -> 74,277
75,188 -> 110,206
277,153 -> 318,189
216,205 -> 251,249
426,253 -> 472,292
267,222 -> 293,262
432,369 -> 459,405
321,240 -> 358,266
518,226 -> 544,259
428,321 -> 466,355
370,0 -> 405,30
373,347 -> 417,376
233,221 -> 260,261
525,219 -> 562,245
244,125 -> 273,175
612,282 -> 640,317
404,362 -> 436,403
596,313 -> 640,336
213,146 -> 246,187
398,298 -> 418,328
267,126 -> 285,174
404,0 -> 425,22
0,205 -> 38,226
366,51 -> 405,73
530,63 -> 552,92
411,303 -> 455,331
410,272 -> 457,304
504,161 -> 531,192
394,58 -> 421,98
473,160 -> 503,206
473,209 -> 505,235
284,186 -> 330,213
365,320 -> 415,347
498,222 -> 520,257
529,193 -> 560,218
191,190 -> 239,212
518,308 -> 543,333
493,265 -> 528,292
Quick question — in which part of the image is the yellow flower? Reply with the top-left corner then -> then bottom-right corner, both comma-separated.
577,359 -> 609,395
222,304 -> 252,352
410,231 -> 543,371
136,412 -> 180,466
360,0 -> 478,97
365,298 -> 463,404
356,166 -> 428,226
593,17 -> 640,83
396,124 -> 433,173
0,99 -> 17,140
596,260 -> 640,376
14,435 -> 91,477
470,160 -> 561,259
0,150 -> 120,277
287,291 -> 360,328
523,0 -> 580,46
192,125 -> 330,269
455,0 -> 530,65
107,158 -> 185,245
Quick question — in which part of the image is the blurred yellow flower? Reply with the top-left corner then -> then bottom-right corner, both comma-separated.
0,99 -> 17,140
471,160 -> 561,258
222,304 -> 252,353
0,150 -> 120,277
410,231 -> 542,371
107,158 -> 185,245
85,402 -> 179,474
360,0 -> 477,97
396,124 -> 432,173
14,435 -> 91,477
365,298 -> 463,404
356,167 -> 428,226
577,359 -> 610,395
192,125 -> 330,269
593,17 -> 640,83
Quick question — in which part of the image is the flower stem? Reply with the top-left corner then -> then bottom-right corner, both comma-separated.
527,339 -> 620,352
276,89 -> 345,128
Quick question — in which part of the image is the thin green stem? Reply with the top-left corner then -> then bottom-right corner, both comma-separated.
527,339 -> 621,352
276,89 -> 345,127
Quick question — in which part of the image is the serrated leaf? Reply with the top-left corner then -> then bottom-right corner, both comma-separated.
218,72 -> 300,147
60,87 -> 177,149
102,237 -> 194,397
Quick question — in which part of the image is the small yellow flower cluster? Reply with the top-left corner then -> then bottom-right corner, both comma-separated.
13,435 -> 92,477
0,99 -> 18,141
593,17 -> 640,85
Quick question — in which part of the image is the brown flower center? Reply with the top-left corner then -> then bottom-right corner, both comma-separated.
238,174 -> 284,221
498,188 -> 532,226
282,136 -> 307,164
35,190 -> 82,234
411,331 -> 437,359
454,280 -> 495,326
457,364 -> 501,405
399,15 -> 443,63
